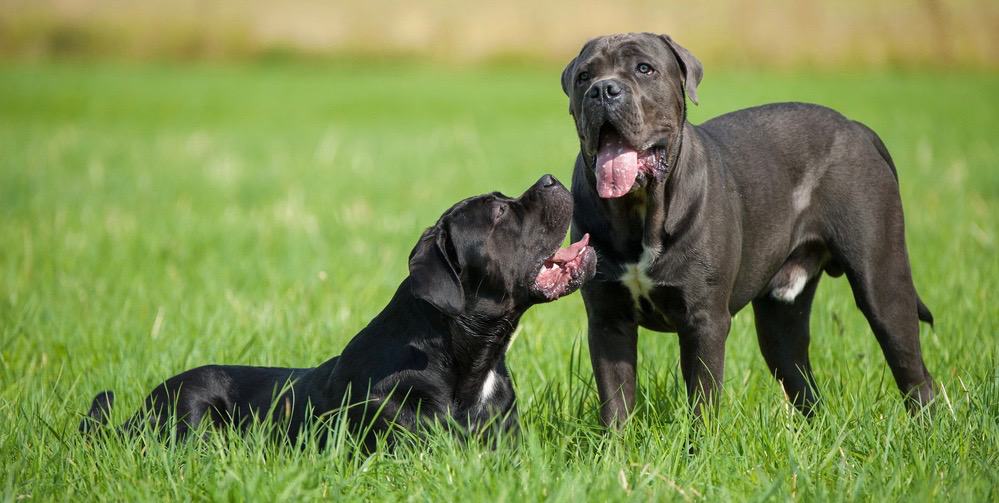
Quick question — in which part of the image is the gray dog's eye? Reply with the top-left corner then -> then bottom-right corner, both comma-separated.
576,71 -> 590,83
493,204 -> 507,221
636,63 -> 655,75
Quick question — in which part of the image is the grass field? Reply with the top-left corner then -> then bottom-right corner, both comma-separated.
1,61 -> 997,501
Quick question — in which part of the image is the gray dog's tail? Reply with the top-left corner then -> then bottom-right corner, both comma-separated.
916,296 -> 934,327
79,390 -> 115,434
854,120 -> 899,181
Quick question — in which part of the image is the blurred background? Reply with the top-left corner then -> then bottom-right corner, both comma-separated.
2,0 -> 998,69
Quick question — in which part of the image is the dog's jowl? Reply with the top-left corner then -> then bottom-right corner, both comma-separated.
81,175 -> 596,448
562,33 -> 935,426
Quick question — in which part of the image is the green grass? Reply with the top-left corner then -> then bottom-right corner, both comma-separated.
1,61 -> 997,501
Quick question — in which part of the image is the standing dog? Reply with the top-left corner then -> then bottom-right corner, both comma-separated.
81,175 -> 596,447
561,33 -> 935,426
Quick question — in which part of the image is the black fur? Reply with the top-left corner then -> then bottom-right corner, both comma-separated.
81,176 -> 595,449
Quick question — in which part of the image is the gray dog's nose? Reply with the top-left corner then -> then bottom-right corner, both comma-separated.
588,80 -> 623,101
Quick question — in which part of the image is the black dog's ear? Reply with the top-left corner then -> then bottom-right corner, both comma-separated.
409,224 -> 465,316
659,34 -> 704,105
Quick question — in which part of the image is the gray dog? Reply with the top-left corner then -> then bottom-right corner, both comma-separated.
562,33 -> 935,426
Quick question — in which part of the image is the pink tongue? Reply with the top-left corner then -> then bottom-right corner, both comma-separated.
551,233 -> 589,263
596,135 -> 639,198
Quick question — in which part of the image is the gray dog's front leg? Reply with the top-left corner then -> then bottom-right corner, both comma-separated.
587,315 -> 639,428
677,313 -> 731,418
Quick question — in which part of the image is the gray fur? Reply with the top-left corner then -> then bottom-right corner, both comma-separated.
563,33 -> 935,426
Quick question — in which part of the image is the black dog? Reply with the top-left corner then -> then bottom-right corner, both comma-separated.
81,175 -> 596,447
561,33 -> 935,426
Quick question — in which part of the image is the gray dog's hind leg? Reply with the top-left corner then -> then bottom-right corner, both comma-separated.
846,261 -> 935,411
753,276 -> 821,416
832,210 -> 935,411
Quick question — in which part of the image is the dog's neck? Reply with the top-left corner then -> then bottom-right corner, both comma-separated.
638,120 -> 683,250
588,121 -> 706,258
447,310 -> 520,405
635,121 -> 708,254
373,278 -> 519,404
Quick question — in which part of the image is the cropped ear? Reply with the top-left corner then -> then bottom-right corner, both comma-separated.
659,34 -> 704,105
408,224 -> 465,316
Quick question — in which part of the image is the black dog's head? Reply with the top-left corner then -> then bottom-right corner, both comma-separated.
561,33 -> 703,198
408,175 -> 597,319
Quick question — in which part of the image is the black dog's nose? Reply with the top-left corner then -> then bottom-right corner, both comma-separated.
587,79 -> 624,101
536,174 -> 560,189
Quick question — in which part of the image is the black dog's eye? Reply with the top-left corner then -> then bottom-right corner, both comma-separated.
636,63 -> 655,75
493,203 -> 507,221
576,71 -> 590,84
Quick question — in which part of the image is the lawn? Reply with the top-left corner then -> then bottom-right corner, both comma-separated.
1,61 -> 996,501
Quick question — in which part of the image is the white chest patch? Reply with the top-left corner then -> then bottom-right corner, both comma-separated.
619,248 -> 656,308
479,370 -> 498,404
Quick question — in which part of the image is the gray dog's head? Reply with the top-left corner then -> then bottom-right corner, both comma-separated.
561,33 -> 703,198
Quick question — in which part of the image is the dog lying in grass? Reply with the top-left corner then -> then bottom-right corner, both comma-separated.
80,175 -> 596,448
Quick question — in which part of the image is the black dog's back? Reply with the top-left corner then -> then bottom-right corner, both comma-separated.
81,365 -> 312,437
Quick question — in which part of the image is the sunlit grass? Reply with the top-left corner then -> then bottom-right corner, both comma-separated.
1,61 -> 997,500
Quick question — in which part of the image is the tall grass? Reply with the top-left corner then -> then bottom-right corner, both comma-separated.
0,61 -> 997,500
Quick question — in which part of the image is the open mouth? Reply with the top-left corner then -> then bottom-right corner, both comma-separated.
532,233 -> 597,300
595,124 -> 665,199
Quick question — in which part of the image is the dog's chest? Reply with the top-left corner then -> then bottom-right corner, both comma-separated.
478,370 -> 498,403
619,248 -> 656,307
616,247 -> 679,330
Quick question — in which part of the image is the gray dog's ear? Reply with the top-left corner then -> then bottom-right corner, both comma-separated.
409,224 -> 465,316
560,57 -> 576,96
659,34 -> 704,105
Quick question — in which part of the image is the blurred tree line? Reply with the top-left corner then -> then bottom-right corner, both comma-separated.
1,0 -> 996,69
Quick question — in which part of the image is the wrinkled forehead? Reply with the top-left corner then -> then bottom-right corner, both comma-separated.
580,34 -> 677,71
443,192 -> 509,221
442,193 -> 519,271
438,192 -> 514,245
